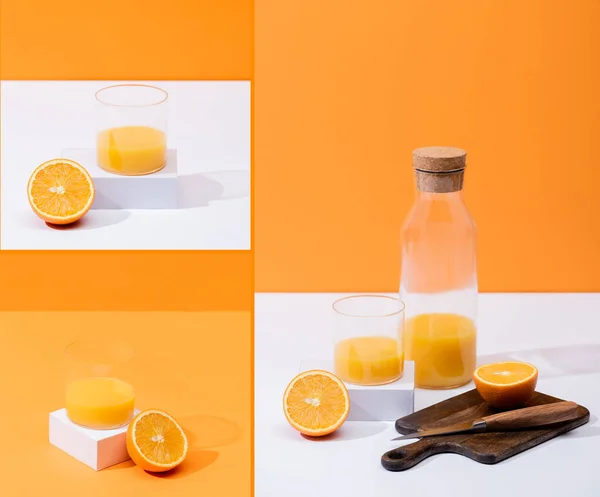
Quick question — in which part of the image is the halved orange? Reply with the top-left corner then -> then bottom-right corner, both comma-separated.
283,370 -> 350,437
473,361 -> 538,409
27,158 -> 95,225
126,409 -> 188,472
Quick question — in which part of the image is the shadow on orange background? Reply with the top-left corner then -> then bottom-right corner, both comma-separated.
106,413 -> 243,478
255,0 -> 600,292
107,450 -> 220,480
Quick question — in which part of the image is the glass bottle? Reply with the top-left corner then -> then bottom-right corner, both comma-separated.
400,147 -> 477,389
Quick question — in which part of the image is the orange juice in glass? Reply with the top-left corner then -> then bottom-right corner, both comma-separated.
65,338 -> 135,429
95,84 -> 168,176
333,295 -> 405,386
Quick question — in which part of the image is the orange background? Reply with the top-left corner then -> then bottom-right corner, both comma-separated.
0,311 -> 251,496
255,0 -> 600,292
0,0 -> 253,311
0,251 -> 253,311
0,0 -> 252,80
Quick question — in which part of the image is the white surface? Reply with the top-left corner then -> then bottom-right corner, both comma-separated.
255,293 -> 600,497
300,359 -> 415,421
64,148 -> 179,210
49,408 -> 140,471
1,80 -> 250,250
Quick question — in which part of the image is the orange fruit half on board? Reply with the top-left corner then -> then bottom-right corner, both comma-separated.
27,158 -> 95,225
126,409 -> 188,472
283,370 -> 350,437
473,361 -> 538,409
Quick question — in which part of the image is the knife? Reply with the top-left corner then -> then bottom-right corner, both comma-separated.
390,401 -> 581,441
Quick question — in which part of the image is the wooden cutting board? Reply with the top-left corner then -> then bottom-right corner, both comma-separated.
381,389 -> 589,471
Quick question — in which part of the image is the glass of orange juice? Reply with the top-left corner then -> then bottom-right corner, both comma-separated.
332,295 -> 405,386
95,84 -> 168,176
65,338 -> 136,430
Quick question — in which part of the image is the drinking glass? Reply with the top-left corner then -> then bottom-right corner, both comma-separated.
332,295 -> 405,386
95,84 -> 168,176
65,338 -> 135,429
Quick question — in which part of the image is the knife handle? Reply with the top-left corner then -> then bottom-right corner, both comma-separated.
482,401 -> 580,431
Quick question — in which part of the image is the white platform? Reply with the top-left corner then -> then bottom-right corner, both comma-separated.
256,293 -> 600,497
49,408 -> 140,471
62,148 -> 179,210
300,359 -> 414,421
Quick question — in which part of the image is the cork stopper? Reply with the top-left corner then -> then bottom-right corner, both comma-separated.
412,146 -> 467,193
413,146 -> 466,172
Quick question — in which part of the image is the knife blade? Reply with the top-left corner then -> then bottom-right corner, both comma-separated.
390,401 -> 580,441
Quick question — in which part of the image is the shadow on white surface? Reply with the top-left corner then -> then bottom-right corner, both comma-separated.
561,414 -> 600,439
43,210 -> 131,230
179,170 -> 249,208
16,209 -> 131,231
301,422 -> 389,442
272,422 -> 388,443
475,413 -> 600,467
479,344 -> 600,378
488,421 -> 593,468
414,383 -> 474,411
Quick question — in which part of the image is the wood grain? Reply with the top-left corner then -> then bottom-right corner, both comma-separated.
483,402 -> 580,431
381,390 -> 589,471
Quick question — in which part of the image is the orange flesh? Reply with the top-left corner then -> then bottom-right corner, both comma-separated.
30,162 -> 93,218
475,362 -> 537,385
133,412 -> 187,466
285,372 -> 349,434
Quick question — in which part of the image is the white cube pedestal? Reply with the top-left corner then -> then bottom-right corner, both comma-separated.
61,148 -> 179,210
49,408 -> 140,471
299,360 -> 415,422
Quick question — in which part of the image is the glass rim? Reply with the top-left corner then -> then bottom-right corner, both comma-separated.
95,83 -> 168,108
332,294 -> 405,318
64,337 -> 135,364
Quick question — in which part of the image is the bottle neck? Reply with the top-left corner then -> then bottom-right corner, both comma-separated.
415,189 -> 463,202
414,169 -> 464,193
